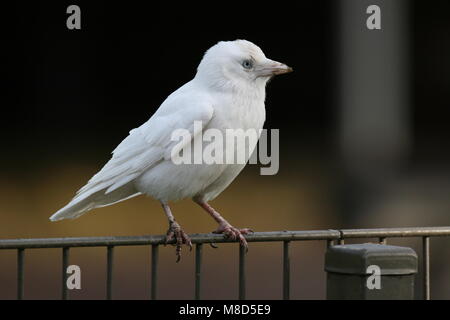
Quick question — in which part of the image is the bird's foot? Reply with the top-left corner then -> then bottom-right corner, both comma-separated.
213,222 -> 253,251
165,221 -> 192,262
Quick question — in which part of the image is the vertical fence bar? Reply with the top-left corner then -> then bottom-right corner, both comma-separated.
17,249 -> 24,300
151,244 -> 159,300
338,239 -> 345,245
106,246 -> 114,300
283,241 -> 290,300
423,236 -> 430,300
239,244 -> 246,300
379,237 -> 387,245
327,239 -> 334,248
62,247 -> 70,300
195,244 -> 203,300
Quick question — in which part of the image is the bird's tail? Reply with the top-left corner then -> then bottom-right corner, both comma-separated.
49,182 -> 141,221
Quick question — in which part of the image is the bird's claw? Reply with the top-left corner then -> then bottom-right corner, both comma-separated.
213,223 -> 253,252
165,221 -> 192,262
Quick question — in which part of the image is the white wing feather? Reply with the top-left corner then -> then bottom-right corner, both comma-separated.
50,85 -> 214,221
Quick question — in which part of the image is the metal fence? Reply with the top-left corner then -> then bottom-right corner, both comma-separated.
1,226 -> 450,300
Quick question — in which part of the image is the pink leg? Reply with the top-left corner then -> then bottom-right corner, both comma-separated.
193,199 -> 253,251
161,203 -> 192,262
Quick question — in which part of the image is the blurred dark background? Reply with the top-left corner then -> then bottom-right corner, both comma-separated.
3,1 -> 333,170
1,0 -> 450,299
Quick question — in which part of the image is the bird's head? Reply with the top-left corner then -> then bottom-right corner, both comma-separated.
196,40 -> 292,90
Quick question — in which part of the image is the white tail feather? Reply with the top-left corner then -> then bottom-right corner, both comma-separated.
49,182 -> 141,221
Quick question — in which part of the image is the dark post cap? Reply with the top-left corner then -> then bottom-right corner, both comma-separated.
325,243 -> 418,275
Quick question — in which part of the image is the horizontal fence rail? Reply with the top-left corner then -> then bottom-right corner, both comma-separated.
1,226 -> 450,300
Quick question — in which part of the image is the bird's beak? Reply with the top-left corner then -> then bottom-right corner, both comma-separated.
256,59 -> 293,77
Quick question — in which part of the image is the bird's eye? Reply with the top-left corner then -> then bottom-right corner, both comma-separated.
242,59 -> 253,70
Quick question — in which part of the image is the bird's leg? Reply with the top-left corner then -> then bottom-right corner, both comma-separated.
161,203 -> 192,262
194,199 -> 253,251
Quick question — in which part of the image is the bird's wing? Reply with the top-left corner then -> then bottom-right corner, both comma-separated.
73,97 -> 214,201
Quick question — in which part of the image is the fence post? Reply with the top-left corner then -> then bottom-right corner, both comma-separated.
325,243 -> 418,299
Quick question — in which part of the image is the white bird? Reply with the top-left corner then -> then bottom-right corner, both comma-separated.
50,40 -> 292,261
